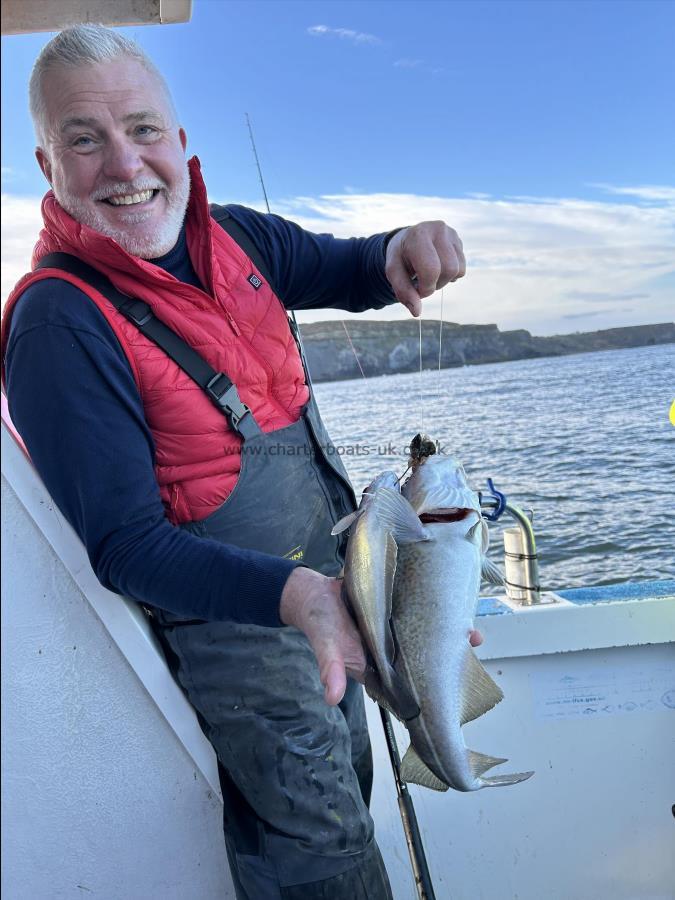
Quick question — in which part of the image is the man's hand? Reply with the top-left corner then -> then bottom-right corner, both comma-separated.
280,568 -> 366,706
385,221 -> 465,317
280,567 -> 484,706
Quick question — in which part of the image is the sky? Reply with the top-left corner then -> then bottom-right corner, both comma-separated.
2,0 -> 674,334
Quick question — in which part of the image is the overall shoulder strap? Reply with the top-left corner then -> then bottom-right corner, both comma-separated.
35,251 -> 260,439
210,204 -> 313,387
209,204 -> 277,293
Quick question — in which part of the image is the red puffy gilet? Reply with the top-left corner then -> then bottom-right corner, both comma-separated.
1,157 -> 309,524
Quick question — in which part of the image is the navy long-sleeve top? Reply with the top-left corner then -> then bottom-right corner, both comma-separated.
5,205 -> 398,627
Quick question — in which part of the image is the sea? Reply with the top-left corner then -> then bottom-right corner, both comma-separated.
313,343 -> 675,591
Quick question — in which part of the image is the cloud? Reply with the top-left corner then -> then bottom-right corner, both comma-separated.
1,193 -> 44,305
1,166 -> 31,188
563,290 -> 649,303
590,183 -> 675,204
307,25 -> 381,45
393,57 -> 444,76
563,311 -> 609,320
4,187 -> 674,336
266,189 -> 675,334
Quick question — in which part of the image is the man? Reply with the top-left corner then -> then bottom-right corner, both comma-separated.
1,24 -> 476,899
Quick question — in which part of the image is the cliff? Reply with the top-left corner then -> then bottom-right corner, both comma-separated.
298,321 -> 675,382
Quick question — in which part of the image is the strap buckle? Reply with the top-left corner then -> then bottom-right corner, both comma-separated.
119,298 -> 153,327
205,373 -> 252,432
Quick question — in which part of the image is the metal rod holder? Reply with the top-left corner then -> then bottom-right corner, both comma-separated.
481,499 -> 541,605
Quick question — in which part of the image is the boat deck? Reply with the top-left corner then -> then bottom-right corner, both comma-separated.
3,414 -> 674,899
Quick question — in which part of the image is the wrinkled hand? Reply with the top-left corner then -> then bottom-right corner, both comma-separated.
280,568 -> 366,706
385,220 -> 466,317
280,567 -> 485,706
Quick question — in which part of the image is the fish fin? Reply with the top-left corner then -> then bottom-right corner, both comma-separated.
400,745 -> 449,792
364,667 -> 395,711
370,691 -> 400,720
481,518 -> 490,554
331,509 -> 362,536
481,556 -> 504,586
372,487 -> 430,544
465,518 -> 482,543
364,681 -> 409,723
363,661 -> 406,721
466,517 -> 491,557
481,770 -> 535,787
460,648 -> 504,725
381,665 -> 421,721
467,749 -> 509,779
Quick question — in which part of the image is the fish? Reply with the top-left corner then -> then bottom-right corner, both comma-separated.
332,470 -> 430,721
335,434 -> 534,792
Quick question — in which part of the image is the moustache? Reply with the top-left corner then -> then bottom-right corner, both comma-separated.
91,180 -> 166,201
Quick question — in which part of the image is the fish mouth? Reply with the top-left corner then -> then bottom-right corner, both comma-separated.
419,508 -> 471,524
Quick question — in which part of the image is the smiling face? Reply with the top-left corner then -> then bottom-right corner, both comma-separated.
35,56 -> 190,259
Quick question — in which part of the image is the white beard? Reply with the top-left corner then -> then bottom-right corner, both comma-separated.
53,164 -> 191,259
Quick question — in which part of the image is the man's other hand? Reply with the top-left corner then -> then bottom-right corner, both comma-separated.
279,568 -> 366,706
385,221 -> 466,317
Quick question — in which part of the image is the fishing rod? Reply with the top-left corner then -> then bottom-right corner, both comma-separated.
379,707 -> 437,900
245,114 -> 308,366
245,113 -> 271,215
245,114 -> 438,900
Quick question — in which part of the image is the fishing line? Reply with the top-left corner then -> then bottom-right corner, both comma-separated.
341,321 -> 367,380
397,464 -> 413,485
418,314 -> 425,436
438,287 -> 444,372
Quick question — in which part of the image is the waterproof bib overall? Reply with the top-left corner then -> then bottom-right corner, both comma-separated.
26,228 -> 394,899
151,393 -> 393,899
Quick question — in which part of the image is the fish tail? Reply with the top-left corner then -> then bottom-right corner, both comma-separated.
467,749 -> 535,787
467,749 -> 509,778
481,770 -> 535,787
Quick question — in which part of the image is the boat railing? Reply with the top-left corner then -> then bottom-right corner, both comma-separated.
480,496 -> 542,605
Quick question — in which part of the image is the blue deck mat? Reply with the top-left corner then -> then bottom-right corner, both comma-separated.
477,596 -> 512,616
477,579 -> 675,615
556,579 -> 675,604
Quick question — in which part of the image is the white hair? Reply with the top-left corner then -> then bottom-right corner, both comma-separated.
29,24 -> 177,147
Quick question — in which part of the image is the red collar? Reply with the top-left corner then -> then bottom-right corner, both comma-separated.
34,156 -> 214,291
